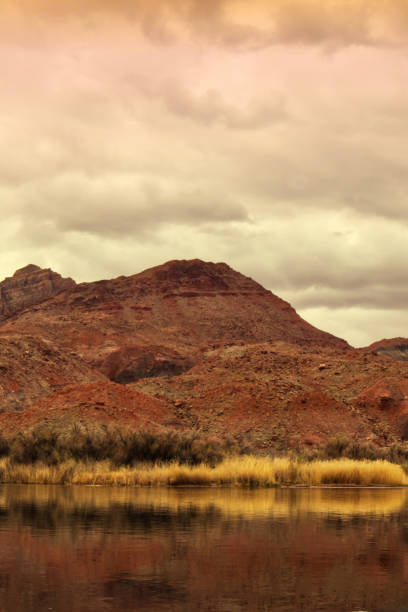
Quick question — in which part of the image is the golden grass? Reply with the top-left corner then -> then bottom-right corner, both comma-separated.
0,455 -> 406,487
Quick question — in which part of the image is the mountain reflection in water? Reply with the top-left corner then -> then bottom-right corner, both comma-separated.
0,485 -> 407,612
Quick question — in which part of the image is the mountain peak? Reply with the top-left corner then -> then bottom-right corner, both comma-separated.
13,264 -> 43,277
134,259 -> 266,295
0,259 -> 348,360
0,265 -> 75,322
141,258 -> 232,276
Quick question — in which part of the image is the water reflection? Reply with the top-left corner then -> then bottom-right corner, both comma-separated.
0,485 -> 408,611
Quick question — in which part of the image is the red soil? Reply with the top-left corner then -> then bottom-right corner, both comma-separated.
0,381 -> 172,435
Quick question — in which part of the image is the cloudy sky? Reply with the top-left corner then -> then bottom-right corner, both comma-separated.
1,0 -> 408,347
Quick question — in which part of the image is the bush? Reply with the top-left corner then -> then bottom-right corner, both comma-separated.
400,416 -> 408,441
346,441 -> 379,461
317,437 -> 408,465
324,436 -> 350,459
5,422 -> 231,466
0,431 -> 9,458
383,442 -> 408,464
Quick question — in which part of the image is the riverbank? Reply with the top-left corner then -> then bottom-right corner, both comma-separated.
0,456 -> 406,487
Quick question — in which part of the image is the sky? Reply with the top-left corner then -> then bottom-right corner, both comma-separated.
1,0 -> 408,347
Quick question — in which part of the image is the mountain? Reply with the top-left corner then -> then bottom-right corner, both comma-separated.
0,259 -> 347,382
0,259 -> 407,452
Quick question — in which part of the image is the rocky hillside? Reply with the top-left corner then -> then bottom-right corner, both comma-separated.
0,259 -> 347,381
0,259 -> 407,452
132,340 -> 408,451
363,338 -> 408,362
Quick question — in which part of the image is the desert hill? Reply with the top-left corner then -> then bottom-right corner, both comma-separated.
362,338 -> 408,362
0,259 -> 407,452
132,341 -> 408,450
0,259 -> 347,381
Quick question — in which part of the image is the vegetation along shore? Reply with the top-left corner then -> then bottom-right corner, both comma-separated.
0,423 -> 407,487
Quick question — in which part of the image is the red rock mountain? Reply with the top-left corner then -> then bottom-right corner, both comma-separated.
0,259 -> 347,381
0,259 -> 407,451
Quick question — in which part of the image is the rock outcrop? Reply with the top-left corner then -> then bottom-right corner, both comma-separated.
0,264 -> 75,322
96,345 -> 193,384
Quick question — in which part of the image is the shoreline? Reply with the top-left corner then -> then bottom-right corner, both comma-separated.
1,483 -> 406,490
0,456 -> 406,488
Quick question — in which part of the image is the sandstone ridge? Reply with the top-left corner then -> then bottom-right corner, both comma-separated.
0,259 -> 406,453
0,264 -> 75,322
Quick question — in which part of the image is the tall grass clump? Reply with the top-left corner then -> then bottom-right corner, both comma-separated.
298,458 -> 407,486
0,455 -> 405,487
210,457 -> 407,487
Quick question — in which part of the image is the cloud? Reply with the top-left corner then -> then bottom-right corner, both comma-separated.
224,210 -> 408,318
299,306 -> 408,348
282,286 -> 408,311
3,0 -> 408,49
160,83 -> 288,129
0,1 -> 408,348
8,174 -> 249,240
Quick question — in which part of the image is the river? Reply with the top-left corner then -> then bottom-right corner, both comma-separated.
0,485 -> 407,611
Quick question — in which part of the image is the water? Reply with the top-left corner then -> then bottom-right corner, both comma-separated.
0,486 -> 408,611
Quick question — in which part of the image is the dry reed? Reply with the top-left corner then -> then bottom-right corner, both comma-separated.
0,456 -> 406,487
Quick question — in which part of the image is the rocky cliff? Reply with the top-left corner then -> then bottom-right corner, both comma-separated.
0,264 -> 75,322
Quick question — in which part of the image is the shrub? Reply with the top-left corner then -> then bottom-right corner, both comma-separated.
400,416 -> 408,442
346,441 -> 379,461
0,431 -> 9,458
383,442 -> 408,464
5,421 -> 230,466
324,436 -> 350,459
